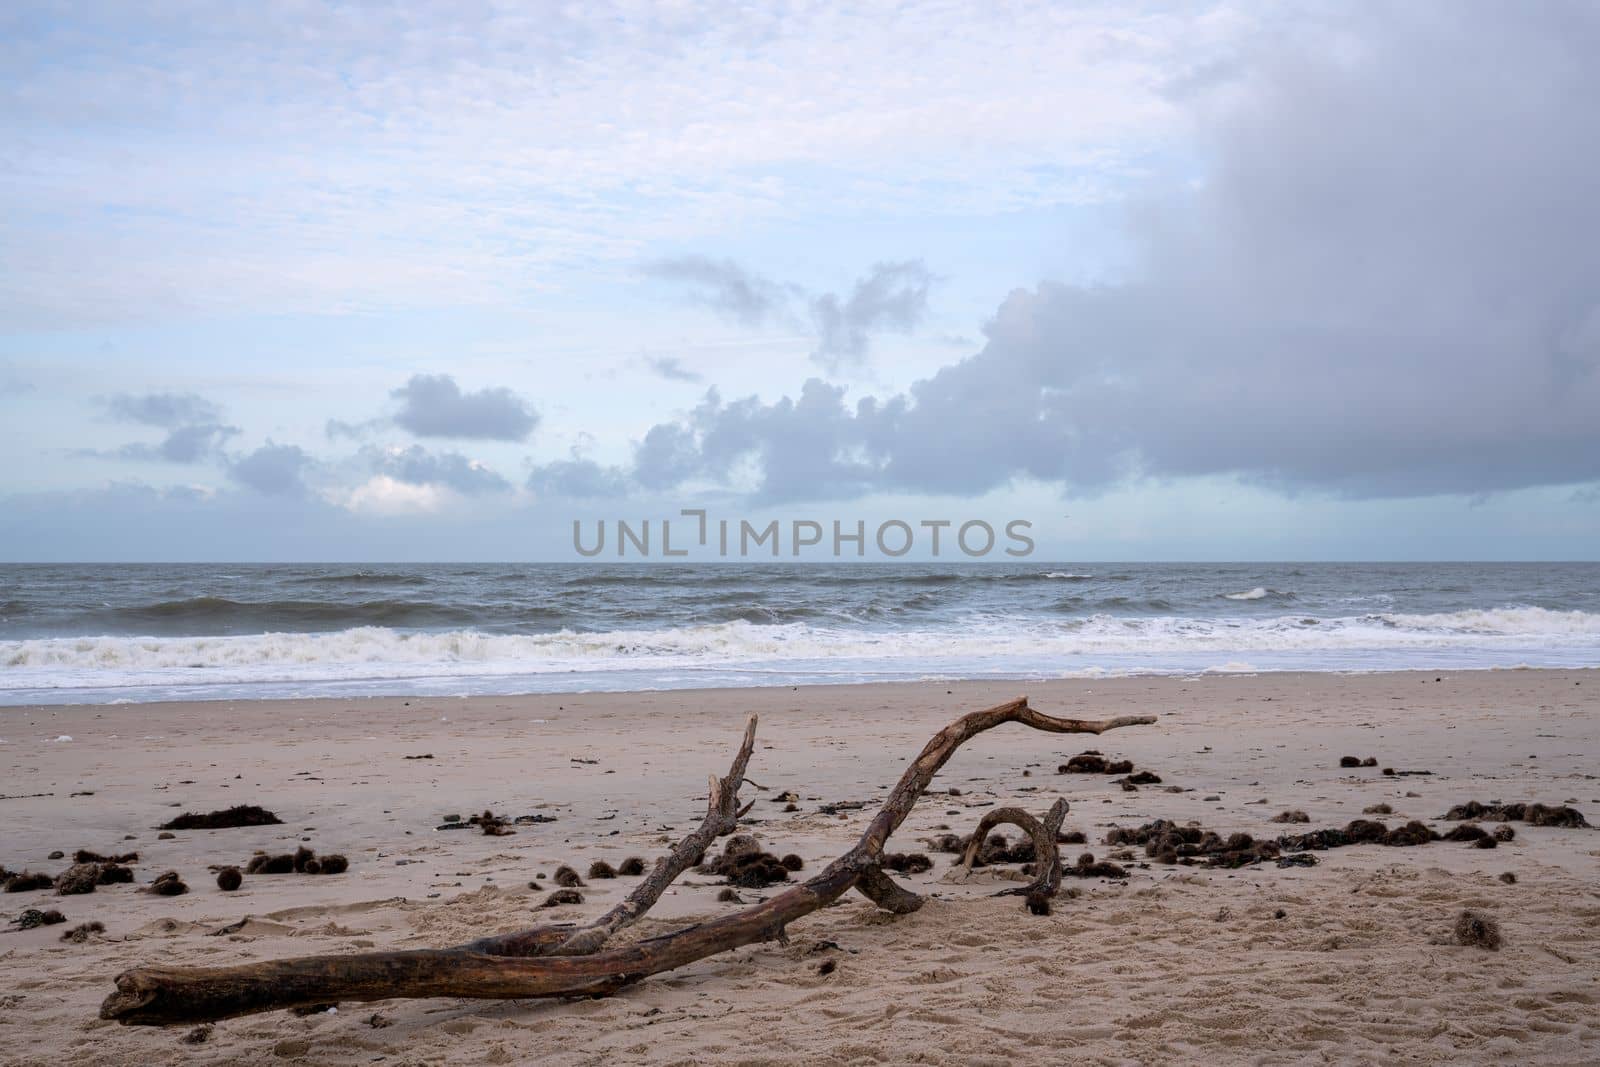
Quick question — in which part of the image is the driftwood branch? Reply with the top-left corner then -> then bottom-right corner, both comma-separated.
960,798 -> 1069,910
101,697 -> 1154,1026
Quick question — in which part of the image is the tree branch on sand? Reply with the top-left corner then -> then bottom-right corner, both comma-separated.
100,697 -> 1156,1027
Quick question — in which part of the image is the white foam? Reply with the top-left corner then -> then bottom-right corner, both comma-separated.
3,606 -> 1596,701
1224,587 -> 1270,600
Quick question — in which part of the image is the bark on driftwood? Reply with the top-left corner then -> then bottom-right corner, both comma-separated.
101,697 -> 1155,1026
960,798 -> 1070,912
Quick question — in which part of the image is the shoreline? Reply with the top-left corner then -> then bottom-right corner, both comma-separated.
2,669 -> 1596,1063
6,662 -> 1599,712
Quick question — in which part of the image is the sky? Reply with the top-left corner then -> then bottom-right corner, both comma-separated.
1,1 -> 1597,561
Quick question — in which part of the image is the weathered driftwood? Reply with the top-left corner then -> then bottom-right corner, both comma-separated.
961,798 -> 1070,908
101,697 -> 1154,1026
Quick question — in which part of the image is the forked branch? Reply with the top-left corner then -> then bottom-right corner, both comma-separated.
101,697 -> 1155,1026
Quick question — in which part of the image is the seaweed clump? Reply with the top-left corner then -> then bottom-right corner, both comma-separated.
160,805 -> 281,830
1062,853 -> 1128,879
1104,816 -> 1442,869
469,810 -> 514,836
1441,802 -> 1587,828
540,889 -> 583,908
245,849 -> 345,875
146,871 -> 188,896
60,920 -> 105,943
3,869 -> 55,893
13,907 -> 66,930
74,850 -> 138,864
617,857 -> 647,877
1453,910 -> 1501,950
54,864 -> 103,896
1058,751 -> 1134,775
700,835 -> 792,889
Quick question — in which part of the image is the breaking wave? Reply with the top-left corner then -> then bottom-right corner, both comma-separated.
4,606 -> 1596,702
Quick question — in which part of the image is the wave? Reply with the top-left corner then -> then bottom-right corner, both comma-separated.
5,607 -> 1597,695
1044,572 -> 1093,580
81,596 -> 487,630
1224,587 -> 1270,600
284,571 -> 433,587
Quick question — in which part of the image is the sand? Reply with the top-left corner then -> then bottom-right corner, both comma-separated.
1,669 -> 1597,1065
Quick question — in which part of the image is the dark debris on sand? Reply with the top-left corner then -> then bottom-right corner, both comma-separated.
1441,801 -> 1587,827
246,848 -> 346,876
540,889 -> 583,908
1062,853 -> 1128,879
1454,910 -> 1502,950
1058,751 -> 1134,775
1105,816 -> 1451,869
617,856 -> 647,876
74,850 -> 137,865
12,907 -> 66,930
160,805 -> 282,830
699,834 -> 792,889
54,864 -> 103,896
881,853 -> 932,874
60,920 -> 104,943
2,870 -> 54,893
146,871 -> 188,896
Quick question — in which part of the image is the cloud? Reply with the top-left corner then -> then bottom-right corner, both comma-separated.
390,375 -> 539,442
0,366 -> 34,396
526,458 -> 630,500
364,445 -> 510,495
645,356 -> 704,384
229,442 -> 312,495
647,258 -> 935,369
339,475 -> 447,516
325,417 -> 380,440
621,6 -> 1600,501
643,257 -> 795,327
114,424 -> 240,464
104,392 -> 222,428
4,4 -> 1224,329
96,391 -> 239,463
807,261 -> 933,369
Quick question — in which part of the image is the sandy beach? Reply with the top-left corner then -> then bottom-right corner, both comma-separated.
2,669 -> 1596,1065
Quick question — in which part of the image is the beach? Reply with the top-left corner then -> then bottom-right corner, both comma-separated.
1,669 -> 1596,1065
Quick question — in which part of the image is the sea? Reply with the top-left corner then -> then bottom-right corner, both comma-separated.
0,562 -> 1596,705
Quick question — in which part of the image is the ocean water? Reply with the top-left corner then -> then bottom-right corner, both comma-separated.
0,562 -> 1596,705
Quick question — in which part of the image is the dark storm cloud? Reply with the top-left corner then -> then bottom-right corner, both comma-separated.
94,391 -> 239,463
624,4 -> 1600,501
645,258 -> 934,369
365,444 -> 510,495
229,442 -> 312,495
391,374 -> 539,441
